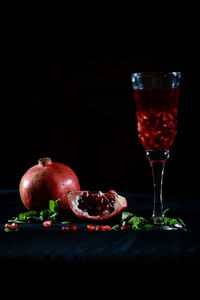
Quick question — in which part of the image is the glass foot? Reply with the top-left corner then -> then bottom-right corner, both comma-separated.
154,224 -> 179,231
151,220 -> 186,231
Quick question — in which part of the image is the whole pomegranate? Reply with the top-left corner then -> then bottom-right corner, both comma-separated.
19,158 -> 80,211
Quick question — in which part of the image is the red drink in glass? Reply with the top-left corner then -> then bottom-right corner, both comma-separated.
134,87 -> 179,150
131,72 -> 181,221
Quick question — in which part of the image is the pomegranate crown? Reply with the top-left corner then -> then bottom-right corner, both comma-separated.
38,157 -> 52,166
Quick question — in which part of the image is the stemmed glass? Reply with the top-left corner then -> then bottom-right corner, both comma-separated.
131,72 -> 181,222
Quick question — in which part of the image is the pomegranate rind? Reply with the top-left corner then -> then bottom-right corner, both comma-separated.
68,191 -> 127,221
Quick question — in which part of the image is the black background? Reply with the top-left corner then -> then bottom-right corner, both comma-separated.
0,1 -> 199,198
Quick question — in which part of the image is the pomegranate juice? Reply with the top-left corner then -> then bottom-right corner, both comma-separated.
134,88 -> 179,150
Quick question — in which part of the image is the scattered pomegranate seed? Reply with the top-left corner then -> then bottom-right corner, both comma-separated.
5,223 -> 12,229
62,224 -> 78,231
95,225 -> 112,231
121,224 -> 131,230
87,224 -> 95,231
4,222 -> 19,231
11,223 -> 19,230
62,226 -> 69,231
68,224 -> 78,231
95,225 -> 101,231
43,220 -> 52,227
101,225 -> 112,231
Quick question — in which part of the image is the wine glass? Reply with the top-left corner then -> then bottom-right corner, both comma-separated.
131,72 -> 181,222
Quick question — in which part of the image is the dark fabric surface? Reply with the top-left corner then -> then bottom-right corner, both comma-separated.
0,190 -> 200,292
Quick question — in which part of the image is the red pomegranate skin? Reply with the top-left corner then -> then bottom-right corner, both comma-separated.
19,158 -> 80,211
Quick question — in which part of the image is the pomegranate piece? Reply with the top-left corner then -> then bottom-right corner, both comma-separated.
68,190 -> 127,221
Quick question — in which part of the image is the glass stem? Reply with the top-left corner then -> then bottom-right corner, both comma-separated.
146,150 -> 169,218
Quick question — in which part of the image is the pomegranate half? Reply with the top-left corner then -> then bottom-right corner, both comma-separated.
19,157 -> 80,211
68,190 -> 127,221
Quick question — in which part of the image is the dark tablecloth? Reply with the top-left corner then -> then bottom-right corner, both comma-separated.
0,190 -> 200,291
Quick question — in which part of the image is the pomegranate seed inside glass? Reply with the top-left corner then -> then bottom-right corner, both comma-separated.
134,87 -> 179,150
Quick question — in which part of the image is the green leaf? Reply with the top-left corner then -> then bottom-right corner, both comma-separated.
49,198 -> 60,212
112,224 -> 120,231
11,211 -> 40,223
7,219 -> 24,223
4,227 -> 19,232
121,211 -> 134,221
49,200 -> 56,212
49,212 -> 59,221
4,227 -> 12,232
163,208 -> 170,215
177,218 -> 186,227
39,209 -> 51,221
55,198 -> 60,207
144,223 -> 155,230
18,212 -> 26,220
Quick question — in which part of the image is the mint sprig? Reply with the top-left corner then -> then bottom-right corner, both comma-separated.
152,216 -> 186,229
112,210 -> 187,231
121,211 -> 155,231
8,199 -> 62,224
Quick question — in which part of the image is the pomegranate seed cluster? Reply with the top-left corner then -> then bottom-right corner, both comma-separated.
5,222 -> 19,230
62,224 -> 78,231
78,191 -> 115,216
136,108 -> 178,150
87,224 -> 112,231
